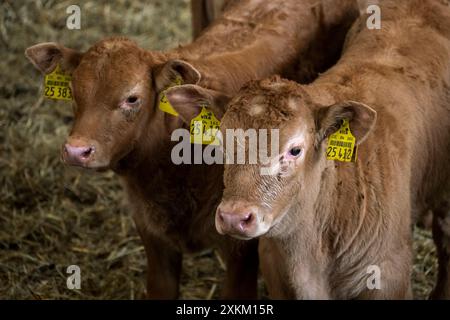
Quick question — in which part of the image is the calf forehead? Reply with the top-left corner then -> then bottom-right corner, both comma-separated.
76,56 -> 143,83
222,97 -> 314,151
222,78 -> 313,130
73,39 -> 147,87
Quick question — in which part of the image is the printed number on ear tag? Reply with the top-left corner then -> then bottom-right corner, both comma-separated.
44,64 -> 73,101
326,119 -> 357,162
159,75 -> 183,116
190,106 -> 221,146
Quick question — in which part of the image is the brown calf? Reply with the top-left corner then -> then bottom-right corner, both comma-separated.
25,0 -> 359,298
196,0 -> 449,299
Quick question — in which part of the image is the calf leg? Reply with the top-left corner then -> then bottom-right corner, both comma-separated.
138,228 -> 182,299
431,202 -> 450,299
219,238 -> 259,299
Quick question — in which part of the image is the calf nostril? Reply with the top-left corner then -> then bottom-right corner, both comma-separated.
64,144 -> 94,161
241,213 -> 254,226
81,147 -> 93,158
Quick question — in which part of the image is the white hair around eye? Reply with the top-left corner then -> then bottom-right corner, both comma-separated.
259,129 -> 308,176
123,82 -> 145,99
283,128 -> 307,156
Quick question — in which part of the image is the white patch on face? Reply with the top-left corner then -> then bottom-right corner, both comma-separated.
248,213 -> 272,238
287,98 -> 299,110
123,82 -> 144,99
265,81 -> 287,89
248,104 -> 266,116
260,155 -> 283,176
243,206 -> 292,239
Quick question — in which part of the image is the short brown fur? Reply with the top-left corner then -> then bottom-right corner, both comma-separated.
218,0 -> 450,299
26,0 -> 360,298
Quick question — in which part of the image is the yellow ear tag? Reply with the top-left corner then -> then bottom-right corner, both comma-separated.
190,106 -> 221,145
43,64 -> 73,101
326,119 -> 357,162
159,75 -> 183,116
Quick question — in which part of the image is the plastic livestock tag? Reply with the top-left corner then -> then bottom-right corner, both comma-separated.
190,106 -> 221,145
43,64 -> 73,101
326,119 -> 357,162
159,75 -> 183,116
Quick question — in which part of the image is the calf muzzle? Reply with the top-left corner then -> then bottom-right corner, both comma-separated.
215,201 -> 259,239
62,138 -> 96,167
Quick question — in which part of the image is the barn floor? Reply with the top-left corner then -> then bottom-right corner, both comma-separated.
0,0 -> 437,299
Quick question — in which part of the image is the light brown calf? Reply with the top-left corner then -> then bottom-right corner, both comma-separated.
25,0 -> 359,298
180,0 -> 450,299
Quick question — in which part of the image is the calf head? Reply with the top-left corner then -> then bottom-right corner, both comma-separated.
215,77 -> 377,240
25,38 -> 226,171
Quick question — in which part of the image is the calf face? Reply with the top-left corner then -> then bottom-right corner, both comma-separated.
25,39 -> 204,171
215,77 -> 376,240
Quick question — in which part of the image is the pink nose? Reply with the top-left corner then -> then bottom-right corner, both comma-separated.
217,208 -> 255,235
63,144 -> 94,166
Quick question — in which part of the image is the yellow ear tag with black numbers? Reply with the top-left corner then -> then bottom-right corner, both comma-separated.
44,64 -> 73,101
159,75 -> 183,116
326,119 -> 357,162
190,106 -> 221,145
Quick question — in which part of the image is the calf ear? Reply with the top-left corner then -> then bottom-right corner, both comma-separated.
315,101 -> 377,146
154,60 -> 201,92
25,42 -> 83,74
165,84 -> 231,123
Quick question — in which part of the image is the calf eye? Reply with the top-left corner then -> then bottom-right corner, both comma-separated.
126,96 -> 139,105
289,147 -> 302,157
